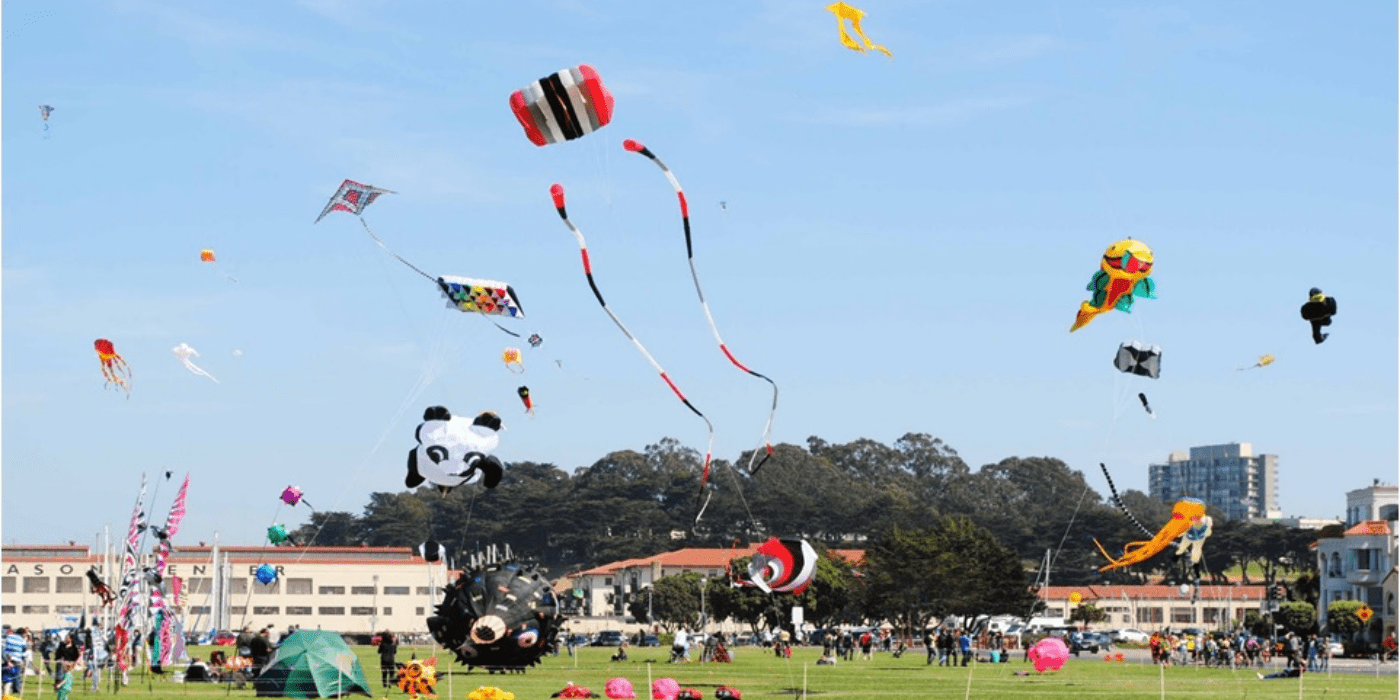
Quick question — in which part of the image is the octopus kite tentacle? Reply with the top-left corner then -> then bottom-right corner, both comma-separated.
1100,463 -> 1154,538
550,183 -> 716,516
624,139 -> 779,476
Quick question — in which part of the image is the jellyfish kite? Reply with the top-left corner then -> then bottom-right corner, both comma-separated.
826,2 -> 892,58
94,338 -> 132,395
510,65 -> 614,146
1070,239 -> 1156,332
1300,287 -> 1337,344
173,343 -> 218,383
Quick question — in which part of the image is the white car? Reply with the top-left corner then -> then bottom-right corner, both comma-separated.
1328,639 -> 1345,656
1110,628 -> 1150,643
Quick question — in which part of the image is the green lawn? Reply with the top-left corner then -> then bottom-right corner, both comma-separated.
32,644 -> 1396,700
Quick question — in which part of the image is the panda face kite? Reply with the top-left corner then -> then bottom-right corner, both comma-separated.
406,406 -> 504,493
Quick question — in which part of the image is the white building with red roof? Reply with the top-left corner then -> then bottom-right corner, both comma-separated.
1314,481 -> 1398,643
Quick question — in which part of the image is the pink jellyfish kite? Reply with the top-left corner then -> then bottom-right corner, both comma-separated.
1028,637 -> 1069,673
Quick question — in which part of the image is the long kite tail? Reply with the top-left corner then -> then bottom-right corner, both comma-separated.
550,183 -> 716,512
623,139 -> 779,475
1100,463 -> 1155,538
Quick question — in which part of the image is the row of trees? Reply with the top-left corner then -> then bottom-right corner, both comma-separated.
290,433 -> 1322,588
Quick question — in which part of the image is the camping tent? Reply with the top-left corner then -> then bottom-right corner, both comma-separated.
253,631 -> 372,698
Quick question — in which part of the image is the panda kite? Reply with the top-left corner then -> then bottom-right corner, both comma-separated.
406,406 -> 505,493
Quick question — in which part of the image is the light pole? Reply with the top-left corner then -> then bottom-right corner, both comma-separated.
699,577 -> 707,630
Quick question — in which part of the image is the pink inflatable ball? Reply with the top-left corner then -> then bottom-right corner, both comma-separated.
1028,637 -> 1069,673
605,678 -> 636,699
651,679 -> 679,700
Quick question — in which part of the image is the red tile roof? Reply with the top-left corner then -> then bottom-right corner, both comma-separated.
1343,520 -> 1392,536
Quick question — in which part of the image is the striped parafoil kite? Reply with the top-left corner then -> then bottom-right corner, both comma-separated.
510,65 -> 614,146
1071,239 -> 1156,332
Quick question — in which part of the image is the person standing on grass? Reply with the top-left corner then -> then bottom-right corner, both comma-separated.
54,661 -> 74,700
377,632 -> 398,688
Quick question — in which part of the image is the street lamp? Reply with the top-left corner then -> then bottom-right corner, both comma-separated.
699,577 -> 707,630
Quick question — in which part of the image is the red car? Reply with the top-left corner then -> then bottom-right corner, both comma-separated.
213,631 -> 237,646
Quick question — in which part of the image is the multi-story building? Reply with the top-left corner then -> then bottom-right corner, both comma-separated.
1315,481 -> 1399,643
1148,442 -> 1279,520
1,543 -> 448,636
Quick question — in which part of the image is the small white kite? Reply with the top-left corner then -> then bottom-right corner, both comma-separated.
173,343 -> 218,383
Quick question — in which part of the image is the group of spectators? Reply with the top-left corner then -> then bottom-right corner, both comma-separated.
4,626 -> 107,696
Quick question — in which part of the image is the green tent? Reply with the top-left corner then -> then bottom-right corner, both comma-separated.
253,631 -> 373,698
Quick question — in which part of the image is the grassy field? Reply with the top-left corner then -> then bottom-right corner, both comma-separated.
28,644 -> 1397,700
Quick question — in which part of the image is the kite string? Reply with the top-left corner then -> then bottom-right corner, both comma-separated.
549,183 -> 716,517
624,139 -> 779,476
361,217 -> 436,282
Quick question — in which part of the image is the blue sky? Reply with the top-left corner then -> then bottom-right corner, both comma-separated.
3,1 -> 1395,547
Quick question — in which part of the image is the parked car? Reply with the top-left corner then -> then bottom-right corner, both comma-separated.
641,634 -> 661,647
1110,628 -> 1150,644
1328,639 -> 1345,656
591,630 -> 625,647
213,630 -> 237,646
566,633 -> 590,647
1068,631 -> 1100,655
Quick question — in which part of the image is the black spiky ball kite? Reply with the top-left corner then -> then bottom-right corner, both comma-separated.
427,561 -> 563,670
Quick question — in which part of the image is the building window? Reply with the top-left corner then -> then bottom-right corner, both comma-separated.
604,578 -> 612,586
416,607 -> 425,616
231,607 -> 247,615
384,586 -> 409,595
287,607 -> 312,615
351,586 -> 376,595
1203,608 -> 1223,624
54,606 -> 83,614
382,608 -> 392,615
254,606 -> 280,615
55,577 -> 84,593
0,606 -> 12,614
1170,608 -> 1196,623
1355,549 -> 1374,570
22,605 -> 49,614
190,606 -> 211,615
318,607 -> 345,615
255,580 -> 281,594
23,577 -> 50,593
229,579 -> 249,595
416,587 -> 432,595
319,586 -> 346,595
286,579 -> 313,595
1,578 -> 13,594
187,578 -> 213,594
1329,553 -> 1343,577
351,607 -> 375,616
1137,608 -> 1163,624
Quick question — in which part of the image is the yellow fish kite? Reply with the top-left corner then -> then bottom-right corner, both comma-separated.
826,2 -> 892,58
